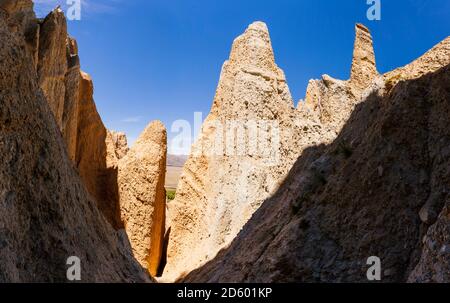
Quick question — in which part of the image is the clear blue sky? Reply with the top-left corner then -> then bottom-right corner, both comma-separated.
34,0 -> 449,152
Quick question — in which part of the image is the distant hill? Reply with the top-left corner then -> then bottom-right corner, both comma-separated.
167,154 -> 188,167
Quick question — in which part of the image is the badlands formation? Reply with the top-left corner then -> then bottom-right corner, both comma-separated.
0,1 -> 150,282
182,27 -> 450,282
162,21 -> 333,281
117,121 -> 167,277
0,1 -> 449,282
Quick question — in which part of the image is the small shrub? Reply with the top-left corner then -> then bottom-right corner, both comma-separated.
166,190 -> 176,201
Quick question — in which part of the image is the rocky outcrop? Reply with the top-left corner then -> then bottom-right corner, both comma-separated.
0,11 -> 150,282
62,37 -> 81,161
0,0 -> 38,67
404,42 -> 450,281
162,21 -> 330,281
118,121 -> 167,277
37,7 -> 68,128
3,3 -> 166,264
107,131 -> 129,164
183,35 -> 450,283
300,75 -> 353,135
409,202 -> 450,282
75,71 -> 122,228
20,6 -> 122,228
299,24 -> 380,134
384,37 -> 450,91
2,1 -> 448,283
349,24 -> 378,91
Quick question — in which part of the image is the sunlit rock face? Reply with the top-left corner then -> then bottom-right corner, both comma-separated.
0,8 -> 150,282
118,121 -> 167,277
182,33 -> 450,283
162,21 -> 330,282
301,24 -> 379,136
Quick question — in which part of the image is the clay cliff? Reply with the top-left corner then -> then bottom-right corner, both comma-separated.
0,1 -> 168,281
0,3 -> 119,227
299,24 -> 380,135
36,8 -> 121,228
182,34 -> 450,282
118,121 -> 167,277
107,130 -> 129,165
1,1 -> 448,284
163,21 -> 335,281
0,5 -> 150,282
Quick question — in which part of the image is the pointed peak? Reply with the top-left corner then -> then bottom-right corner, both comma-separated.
355,23 -> 370,34
41,4 -> 66,24
147,120 -> 166,133
67,36 -> 78,55
350,23 -> 378,90
247,21 -> 269,33
51,5 -> 64,15
80,70 -> 92,81
228,21 -> 278,74
137,120 -> 167,146
383,36 -> 450,83
80,70 -> 94,97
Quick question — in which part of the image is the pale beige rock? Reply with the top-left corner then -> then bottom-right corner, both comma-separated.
35,8 -> 85,163
118,121 -> 167,277
34,7 -> 121,227
107,131 -> 129,164
163,21 -> 326,281
4,4 -> 132,230
350,23 -> 378,91
75,71 -> 125,228
1,3 -> 166,282
0,0 -> 35,33
300,23 -> 379,135
303,75 -> 353,134
4,3 -> 449,283
105,130 -> 126,173
384,36 -> 450,91
183,36 -> 450,283
0,0 -> 33,15
0,12 -> 150,282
